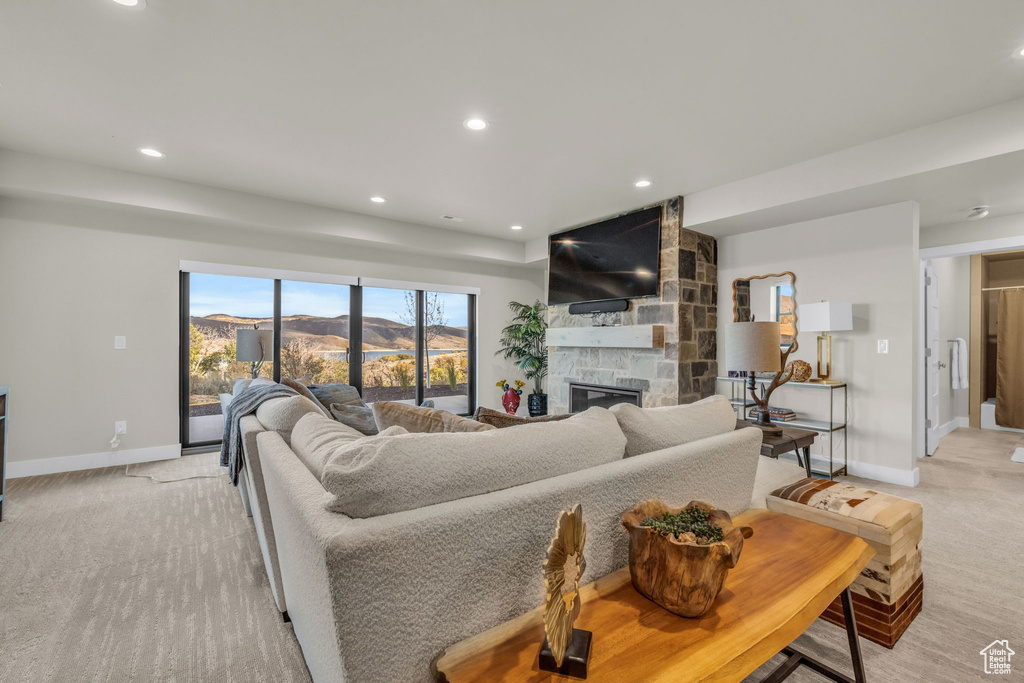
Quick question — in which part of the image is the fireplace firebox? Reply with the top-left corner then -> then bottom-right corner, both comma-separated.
569,383 -> 642,413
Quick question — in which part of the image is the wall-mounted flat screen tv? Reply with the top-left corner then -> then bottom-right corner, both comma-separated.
547,206 -> 662,305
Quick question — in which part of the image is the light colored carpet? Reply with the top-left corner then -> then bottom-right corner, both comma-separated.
1,429 -> 1022,682
0,453 -> 311,683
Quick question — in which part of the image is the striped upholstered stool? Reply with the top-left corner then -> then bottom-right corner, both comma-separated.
767,478 -> 923,648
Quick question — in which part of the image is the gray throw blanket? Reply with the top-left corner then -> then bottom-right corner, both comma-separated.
220,383 -> 297,485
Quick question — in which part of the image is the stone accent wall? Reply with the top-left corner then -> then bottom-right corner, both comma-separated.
547,196 -> 718,414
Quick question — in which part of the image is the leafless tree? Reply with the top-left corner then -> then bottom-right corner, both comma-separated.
398,292 -> 448,387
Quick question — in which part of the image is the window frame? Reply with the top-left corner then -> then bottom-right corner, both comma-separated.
179,272 -> 476,449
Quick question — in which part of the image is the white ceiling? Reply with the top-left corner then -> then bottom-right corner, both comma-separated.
3,0 -> 1024,241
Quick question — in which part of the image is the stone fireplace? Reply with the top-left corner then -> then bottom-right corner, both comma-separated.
547,197 -> 718,414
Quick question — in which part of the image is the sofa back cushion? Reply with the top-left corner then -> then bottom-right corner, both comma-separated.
321,406 -> 626,518
291,413 -> 407,478
473,406 -> 572,428
281,377 -> 330,416
373,401 -> 495,433
255,394 -> 325,444
609,394 -> 736,457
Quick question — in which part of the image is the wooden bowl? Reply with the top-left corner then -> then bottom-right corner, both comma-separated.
621,500 -> 754,618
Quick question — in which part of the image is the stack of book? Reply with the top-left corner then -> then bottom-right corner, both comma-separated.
748,406 -> 797,422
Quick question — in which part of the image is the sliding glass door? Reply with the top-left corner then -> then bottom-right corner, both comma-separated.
180,272 -> 476,449
280,281 -> 351,385
183,273 -> 275,446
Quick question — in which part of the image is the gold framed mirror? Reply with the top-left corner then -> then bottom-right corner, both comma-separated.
732,272 -> 798,352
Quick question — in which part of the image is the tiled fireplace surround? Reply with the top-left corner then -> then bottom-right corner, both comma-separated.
547,197 -> 719,415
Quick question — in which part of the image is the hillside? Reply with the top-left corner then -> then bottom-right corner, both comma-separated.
190,314 -> 467,351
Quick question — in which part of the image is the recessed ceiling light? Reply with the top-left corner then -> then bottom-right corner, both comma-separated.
370,195 -> 387,203
138,147 -> 164,158
510,225 -> 523,231
463,118 -> 488,131
1014,46 -> 1024,59
967,206 -> 990,221
112,0 -> 146,7
634,179 -> 652,188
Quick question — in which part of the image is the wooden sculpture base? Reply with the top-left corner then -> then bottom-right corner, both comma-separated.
539,629 -> 592,679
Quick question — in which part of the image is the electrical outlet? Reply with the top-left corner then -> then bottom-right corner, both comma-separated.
877,339 -> 889,354
115,421 -> 127,435
114,336 -> 127,350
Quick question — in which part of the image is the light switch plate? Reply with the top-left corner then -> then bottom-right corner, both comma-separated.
114,336 -> 127,350
877,339 -> 889,354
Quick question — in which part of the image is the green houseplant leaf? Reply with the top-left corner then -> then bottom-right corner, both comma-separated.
495,300 -> 548,395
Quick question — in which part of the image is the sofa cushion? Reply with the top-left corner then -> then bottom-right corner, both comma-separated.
373,401 -> 495,433
309,383 -> 365,408
320,406 -> 626,518
329,402 -> 379,436
255,394 -> 325,444
281,377 -> 330,416
291,413 -> 406,478
473,405 -> 572,429
609,394 -> 736,457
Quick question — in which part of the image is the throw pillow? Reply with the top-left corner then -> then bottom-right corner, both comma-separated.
254,394 -> 325,444
281,377 -> 330,416
473,406 -> 572,429
329,402 -> 379,436
309,383 -> 365,408
320,406 -> 626,518
291,413 -> 406,479
609,394 -> 737,457
372,401 -> 495,433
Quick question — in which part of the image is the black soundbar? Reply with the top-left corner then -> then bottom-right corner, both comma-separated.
568,299 -> 629,315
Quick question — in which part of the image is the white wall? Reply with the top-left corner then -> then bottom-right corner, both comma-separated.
933,256 -> 971,429
0,199 -> 543,474
716,202 -> 920,486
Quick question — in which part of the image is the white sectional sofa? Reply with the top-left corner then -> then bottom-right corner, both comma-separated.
227,391 -> 805,683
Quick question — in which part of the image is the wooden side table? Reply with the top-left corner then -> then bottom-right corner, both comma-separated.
433,509 -> 873,683
737,420 -> 816,478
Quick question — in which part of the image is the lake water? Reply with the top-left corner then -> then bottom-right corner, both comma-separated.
322,349 -> 467,361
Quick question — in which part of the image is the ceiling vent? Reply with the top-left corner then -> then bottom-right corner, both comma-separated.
441,214 -> 466,222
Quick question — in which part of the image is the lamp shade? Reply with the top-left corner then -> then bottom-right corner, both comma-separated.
235,329 -> 273,362
725,322 -> 782,372
798,301 -> 853,332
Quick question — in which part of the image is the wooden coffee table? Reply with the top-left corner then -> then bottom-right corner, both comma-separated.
433,509 -> 873,683
737,420 -> 817,478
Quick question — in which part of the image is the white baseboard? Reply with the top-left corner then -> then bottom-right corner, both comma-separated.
7,444 -> 181,478
846,461 -> 920,488
934,416 -> 969,441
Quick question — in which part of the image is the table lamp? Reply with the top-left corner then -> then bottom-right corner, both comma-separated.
236,326 -> 274,379
725,321 -> 793,435
797,302 -> 852,384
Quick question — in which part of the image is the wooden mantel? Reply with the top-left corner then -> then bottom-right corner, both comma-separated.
546,325 -> 665,349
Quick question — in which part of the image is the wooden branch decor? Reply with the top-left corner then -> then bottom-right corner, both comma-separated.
539,503 -> 592,678
622,500 -> 754,618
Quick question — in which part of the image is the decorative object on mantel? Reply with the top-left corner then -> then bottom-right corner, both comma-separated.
495,301 -> 549,415
539,503 -> 591,679
725,321 -> 797,435
798,301 -> 853,384
785,359 -> 813,383
621,500 -> 753,618
235,324 -> 273,379
496,380 -> 524,416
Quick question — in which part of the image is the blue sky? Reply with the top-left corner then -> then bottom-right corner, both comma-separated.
189,274 -> 467,326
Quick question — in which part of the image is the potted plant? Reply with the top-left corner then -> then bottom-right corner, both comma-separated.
495,301 -> 549,416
